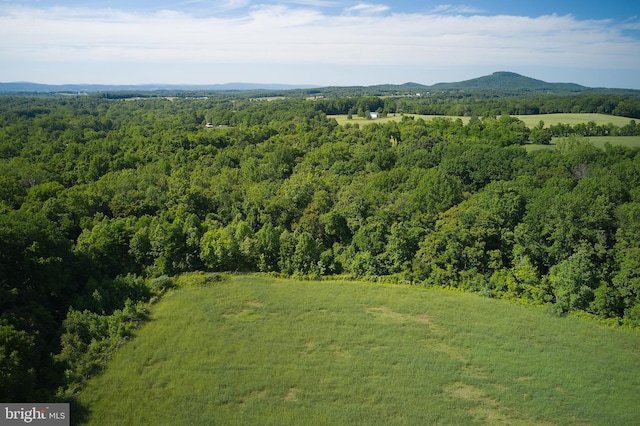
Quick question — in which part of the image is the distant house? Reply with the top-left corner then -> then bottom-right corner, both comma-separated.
369,112 -> 378,119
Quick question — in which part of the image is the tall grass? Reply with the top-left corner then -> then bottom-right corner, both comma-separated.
76,275 -> 640,425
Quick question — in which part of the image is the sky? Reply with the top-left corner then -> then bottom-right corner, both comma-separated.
1,1 -> 639,88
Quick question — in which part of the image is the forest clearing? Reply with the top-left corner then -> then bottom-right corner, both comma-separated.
75,274 -> 640,425
332,113 -> 635,128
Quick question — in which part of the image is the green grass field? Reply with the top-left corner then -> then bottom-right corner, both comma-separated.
75,274 -> 640,425
331,113 -> 635,128
515,113 -> 635,128
525,136 -> 640,152
588,136 -> 640,148
332,114 -> 471,126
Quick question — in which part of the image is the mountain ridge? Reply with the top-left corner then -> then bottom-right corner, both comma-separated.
0,82 -> 319,93
429,71 -> 586,91
0,72 -> 635,94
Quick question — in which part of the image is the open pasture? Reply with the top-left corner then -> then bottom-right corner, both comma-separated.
515,113 -> 635,128
331,113 -> 635,128
587,135 -> 640,148
76,275 -> 640,425
331,114 -> 471,126
525,136 -> 640,152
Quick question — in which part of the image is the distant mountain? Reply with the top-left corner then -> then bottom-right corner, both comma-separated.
429,71 -> 586,92
1,72 -> 634,95
0,82 -> 318,93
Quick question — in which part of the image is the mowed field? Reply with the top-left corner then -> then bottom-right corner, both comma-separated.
514,113 -> 635,128
332,114 -> 470,126
76,274 -> 640,425
525,136 -> 640,152
331,113 -> 635,128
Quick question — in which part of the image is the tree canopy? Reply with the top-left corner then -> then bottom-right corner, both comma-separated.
1,92 -> 640,401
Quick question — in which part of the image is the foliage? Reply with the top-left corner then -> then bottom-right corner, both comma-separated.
56,299 -> 149,397
1,93 -> 640,401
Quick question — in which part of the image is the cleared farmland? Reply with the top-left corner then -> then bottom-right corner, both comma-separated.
525,136 -> 640,152
331,113 -> 635,128
515,113 -> 635,128
76,274 -> 640,425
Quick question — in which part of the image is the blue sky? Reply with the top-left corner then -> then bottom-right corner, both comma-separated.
1,1 -> 639,88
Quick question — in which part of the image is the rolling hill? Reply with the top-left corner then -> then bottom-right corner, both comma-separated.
430,71 -> 586,92
1,71 -> 634,95
0,82 -> 319,93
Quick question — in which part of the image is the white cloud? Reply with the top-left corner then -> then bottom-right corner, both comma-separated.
248,4 -> 324,27
620,20 -> 640,30
283,0 -> 337,7
214,0 -> 251,10
343,3 -> 390,15
0,4 -> 639,85
429,4 -> 482,15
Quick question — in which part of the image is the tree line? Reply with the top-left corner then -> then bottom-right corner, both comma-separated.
310,92 -> 640,119
1,94 -> 640,401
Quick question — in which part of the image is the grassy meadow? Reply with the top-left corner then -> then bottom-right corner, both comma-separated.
525,136 -> 640,153
331,112 -> 635,128
330,112 -> 639,153
75,274 -> 640,425
332,114 -> 470,126
514,113 -> 635,128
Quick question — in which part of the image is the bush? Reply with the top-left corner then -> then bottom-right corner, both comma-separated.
56,300 -> 148,397
149,275 -> 176,293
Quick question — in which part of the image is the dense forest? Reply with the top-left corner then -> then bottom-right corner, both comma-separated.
1,91 -> 640,402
